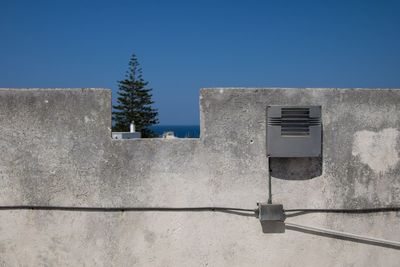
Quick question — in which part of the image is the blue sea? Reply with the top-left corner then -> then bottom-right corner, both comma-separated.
150,125 -> 200,138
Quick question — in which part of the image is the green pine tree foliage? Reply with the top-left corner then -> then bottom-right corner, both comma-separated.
112,54 -> 159,137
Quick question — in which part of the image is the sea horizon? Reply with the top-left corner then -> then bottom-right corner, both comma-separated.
150,125 -> 200,138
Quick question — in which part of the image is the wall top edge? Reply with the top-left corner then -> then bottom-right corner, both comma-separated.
0,88 -> 111,91
201,87 -> 400,92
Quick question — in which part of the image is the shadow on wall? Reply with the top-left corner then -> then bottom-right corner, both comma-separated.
270,157 -> 322,180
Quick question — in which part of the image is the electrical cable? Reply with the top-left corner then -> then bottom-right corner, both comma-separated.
1,205 -> 400,214
285,222 -> 400,248
0,205 -> 257,214
267,156 -> 272,204
284,207 -> 400,213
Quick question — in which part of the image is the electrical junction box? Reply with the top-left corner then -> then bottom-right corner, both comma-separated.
258,203 -> 286,222
258,203 -> 286,233
267,105 -> 322,157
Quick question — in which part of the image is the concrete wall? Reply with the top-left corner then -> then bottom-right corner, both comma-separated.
0,88 -> 399,266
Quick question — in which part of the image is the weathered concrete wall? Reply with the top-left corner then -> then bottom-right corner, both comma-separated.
0,88 -> 399,266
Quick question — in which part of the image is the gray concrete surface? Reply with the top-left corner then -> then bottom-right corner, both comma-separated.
0,88 -> 399,266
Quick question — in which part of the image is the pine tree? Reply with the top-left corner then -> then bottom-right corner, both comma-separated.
112,54 -> 159,137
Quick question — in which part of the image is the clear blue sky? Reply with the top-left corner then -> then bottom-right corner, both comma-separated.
1,0 -> 400,125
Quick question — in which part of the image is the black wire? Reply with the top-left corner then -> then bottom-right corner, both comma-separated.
0,205 -> 257,213
284,207 -> 400,213
2,205 -> 399,214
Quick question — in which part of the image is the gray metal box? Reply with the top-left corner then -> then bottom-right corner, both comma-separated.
258,203 -> 286,233
267,105 -> 321,157
258,203 -> 286,222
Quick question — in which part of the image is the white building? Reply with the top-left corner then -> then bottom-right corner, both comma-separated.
112,121 -> 141,139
